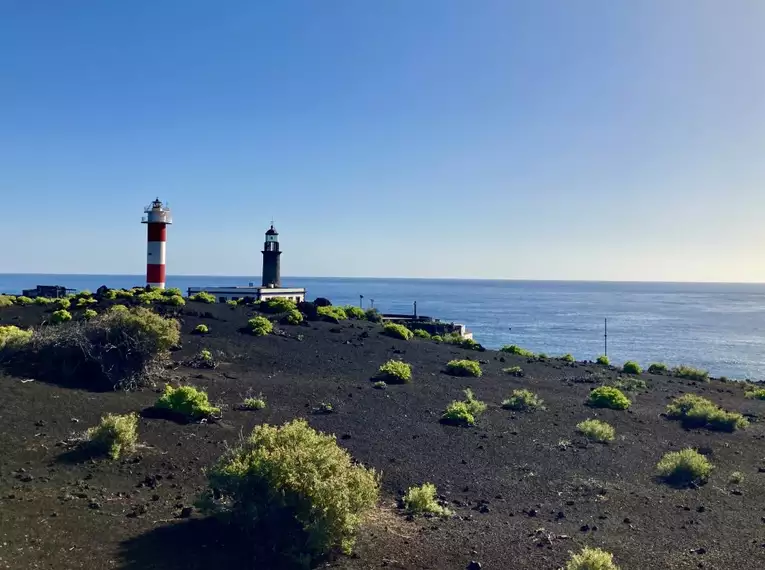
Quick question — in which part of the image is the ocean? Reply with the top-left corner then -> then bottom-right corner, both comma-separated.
2,274 -> 764,380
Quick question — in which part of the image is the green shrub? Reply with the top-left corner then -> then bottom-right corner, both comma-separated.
456,337 -> 481,350
136,290 -> 163,305
561,353 -> 575,363
51,309 -> 72,324
647,362 -> 668,374
441,388 -> 486,426
609,376 -> 648,392
729,471 -> 744,484
85,413 -> 138,460
666,394 -> 747,431
263,297 -> 297,313
657,448 -> 713,484
0,295 -> 15,308
115,289 -> 134,299
538,352 -> 548,360
364,308 -> 382,323
673,365 -> 709,382
248,316 -> 273,336
162,294 -> 185,307
194,324 -> 209,334
242,395 -> 266,410
109,304 -> 129,313
566,547 -> 619,570
382,322 -> 413,340
15,296 -> 33,306
76,297 -> 97,308
0,325 -> 32,349
317,305 -> 348,323
54,298 -> 71,310
503,366 -> 524,377
204,419 -> 379,563
622,360 -> 642,374
200,349 -> 213,362
373,380 -> 386,389
33,296 -> 54,305
502,389 -> 544,411
282,309 -> 303,325
226,299 -> 238,307
745,387 -> 765,400
162,287 -> 183,297
577,419 -> 615,443
375,360 -> 412,384
596,355 -> 610,366
75,290 -> 92,299
403,483 -> 450,516
445,359 -> 482,377
156,384 -> 219,421
83,309 -> 98,320
413,329 -> 431,339
431,334 -> 443,342
190,291 -> 216,304
500,344 -> 535,357
343,306 -> 366,319
587,386 -> 630,410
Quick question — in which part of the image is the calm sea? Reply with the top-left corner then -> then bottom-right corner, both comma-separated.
2,274 -> 764,380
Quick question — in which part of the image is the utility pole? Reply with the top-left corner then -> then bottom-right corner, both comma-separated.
359,294 -> 364,309
413,301 -> 417,320
604,318 -> 608,357
370,299 -> 375,309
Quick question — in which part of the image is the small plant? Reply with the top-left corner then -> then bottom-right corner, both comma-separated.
375,359 -> 412,384
242,395 -> 267,410
673,365 -> 709,382
648,362 -> 668,374
83,308 -> 98,320
413,329 -> 431,339
502,389 -> 544,411
33,296 -> 54,305
657,448 -> 713,485
76,296 -> 97,308
500,344 -> 535,358
729,471 -> 743,484
431,334 -> 443,342
51,309 -> 72,324
608,376 -> 648,392
85,413 -> 138,460
577,419 -> 615,443
364,308 -> 382,323
441,388 -> 486,426
666,394 -> 747,431
162,294 -> 185,307
317,305 -> 348,323
744,387 -> 765,400
561,353 -> 575,363
343,305 -> 366,319
53,297 -> 71,310
282,309 -> 303,325
538,352 -> 548,360
203,419 -> 379,562
226,299 -> 238,306
0,325 -> 32,349
596,355 -> 610,366
189,291 -> 216,304
115,289 -> 134,299
383,322 -> 413,340
248,316 -> 273,336
622,360 -> 642,374
445,359 -> 482,377
109,304 -> 129,313
155,384 -> 220,421
403,483 -> 451,516
587,386 -> 630,410
0,295 -> 14,308
194,324 -> 210,334
566,547 -> 619,570
192,348 -> 216,368
162,287 -> 183,297
502,366 -> 524,377
15,296 -> 33,306
314,402 -> 334,414
373,380 -> 387,389
263,297 -> 298,313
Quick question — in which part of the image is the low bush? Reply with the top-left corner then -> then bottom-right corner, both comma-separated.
666,394 -> 747,431
413,329 -> 431,339
83,309 -> 98,320
226,299 -> 238,307
162,287 -> 183,297
74,290 -> 92,299
109,304 -> 129,313
502,389 -> 544,411
596,355 -> 610,366
203,419 -> 379,563
343,305 -> 366,319
194,324 -> 209,334
577,419 -> 615,443
248,316 -> 273,336
587,386 -> 630,410
54,297 -> 71,310
503,366 -> 524,377
51,309 -> 72,324
190,291 -> 216,304
445,359 -> 482,377
622,360 -> 642,374
431,334 -> 443,342
162,294 -> 185,307
242,395 -> 266,410
364,308 -> 382,323
262,297 -> 297,314
317,305 -> 348,323
441,388 -> 486,426
561,353 -> 575,363
744,387 -> 765,400
382,322 -> 413,340
729,471 -> 744,484
673,365 -> 709,382
647,362 -> 668,374
500,344 -> 535,358
0,295 -> 15,308
0,325 -> 32,350
34,296 -> 54,305
282,309 -> 303,325
375,360 -> 412,384
115,289 -> 134,299
314,402 -> 334,414
156,384 -> 219,421
566,547 -> 619,570
76,297 -> 97,308
85,413 -> 138,460
373,380 -> 386,389
403,483 -> 450,516
15,296 -> 33,306
657,448 -> 713,484
609,376 -> 648,392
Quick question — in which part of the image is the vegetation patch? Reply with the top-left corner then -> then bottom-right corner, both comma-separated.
193,324 -> 209,334
382,322 -> 413,340
343,305 -> 366,319
647,362 -> 668,374
76,297 -> 97,308
502,366 -> 524,377
162,294 -> 185,307
241,395 -> 266,410
282,309 -> 303,325
657,448 -> 713,485
85,413 -> 138,460
372,380 -> 386,389
0,325 -> 32,350
672,365 -> 709,382
318,305 -> 348,323
0,295 -> 14,308
51,309 -> 72,324
608,376 -> 648,392
413,329 -> 431,339
364,308 -> 382,323
502,389 -> 544,411
15,296 -> 33,306
566,547 -> 619,570
561,353 -> 575,363
34,296 -> 54,306
431,334 -> 443,342
155,384 -> 220,421
248,316 -> 273,336
374,360 -> 412,384
82,309 -> 98,320
596,355 -> 610,366
187,348 -> 217,369
55,298 -> 71,310
202,419 -> 379,564
622,360 -> 642,374
577,419 -> 615,443
441,388 -> 486,426
445,359 -> 482,377
744,387 -> 765,400
500,344 -> 535,358
262,297 -> 297,314
665,394 -> 747,431
403,483 -> 451,516
587,386 -> 630,410
189,291 -> 216,304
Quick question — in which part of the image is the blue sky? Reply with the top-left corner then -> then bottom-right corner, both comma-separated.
1,1 -> 763,281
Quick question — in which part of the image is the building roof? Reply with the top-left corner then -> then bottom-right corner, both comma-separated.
265,224 -> 278,236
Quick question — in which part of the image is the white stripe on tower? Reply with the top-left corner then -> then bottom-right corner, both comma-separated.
146,222 -> 167,289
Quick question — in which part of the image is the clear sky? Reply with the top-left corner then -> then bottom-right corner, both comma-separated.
1,1 -> 763,281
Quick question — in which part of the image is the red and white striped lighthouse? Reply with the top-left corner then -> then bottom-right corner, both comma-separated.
141,198 -> 172,289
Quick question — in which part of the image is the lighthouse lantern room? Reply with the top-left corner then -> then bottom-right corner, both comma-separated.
141,198 -> 172,289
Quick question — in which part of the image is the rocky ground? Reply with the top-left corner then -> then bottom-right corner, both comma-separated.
1,301 -> 764,569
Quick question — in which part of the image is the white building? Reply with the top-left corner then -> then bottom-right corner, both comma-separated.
187,285 -> 305,304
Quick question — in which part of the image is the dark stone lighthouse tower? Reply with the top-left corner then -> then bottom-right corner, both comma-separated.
261,224 -> 282,287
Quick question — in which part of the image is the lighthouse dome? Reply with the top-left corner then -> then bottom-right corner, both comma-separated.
266,225 -> 278,236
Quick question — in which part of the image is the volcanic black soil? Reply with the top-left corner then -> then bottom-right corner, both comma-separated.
1,301 -> 764,570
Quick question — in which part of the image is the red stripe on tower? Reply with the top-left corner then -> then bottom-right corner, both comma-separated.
141,198 -> 173,289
